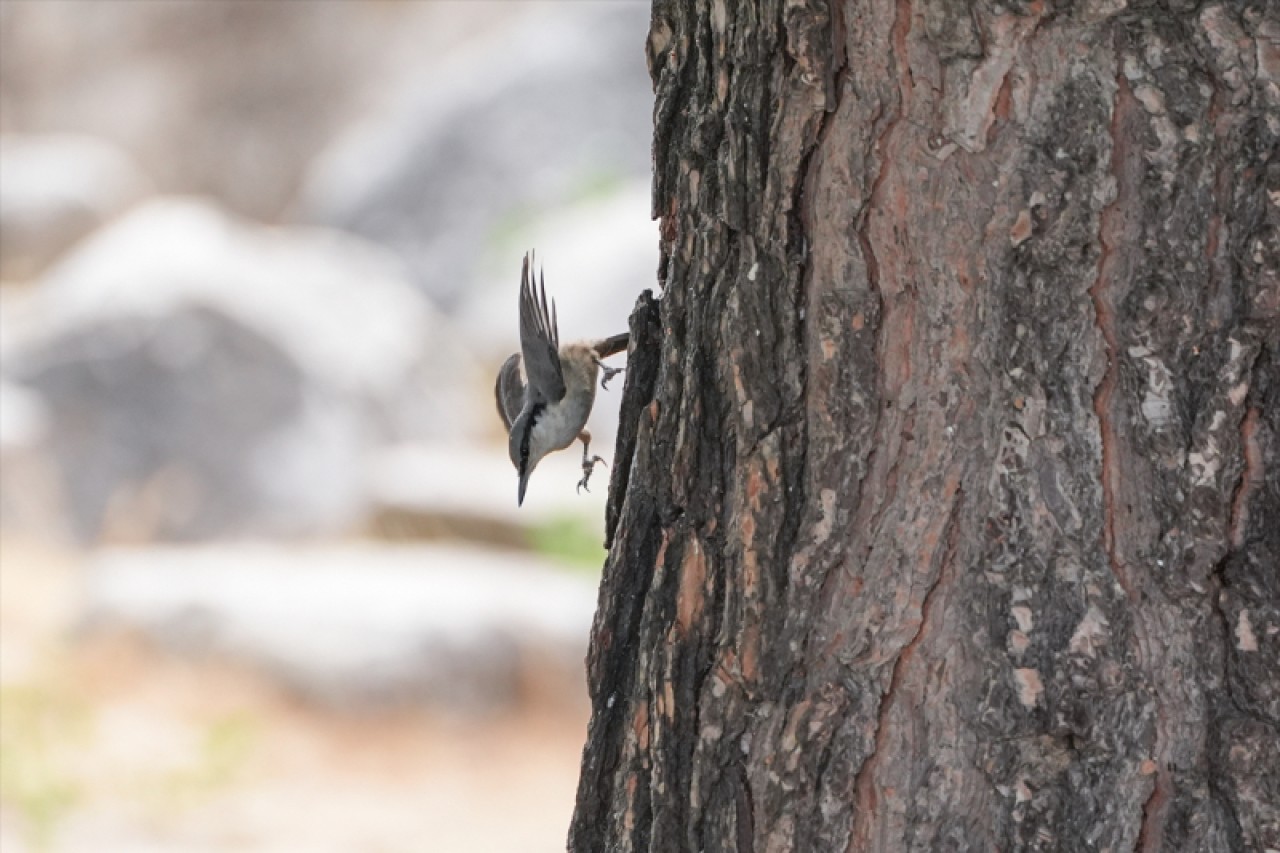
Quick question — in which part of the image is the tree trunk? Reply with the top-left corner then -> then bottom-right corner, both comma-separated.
571,1 -> 1278,850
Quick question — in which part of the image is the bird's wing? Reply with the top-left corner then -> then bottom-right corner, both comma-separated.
519,252 -> 566,403
494,353 -> 526,431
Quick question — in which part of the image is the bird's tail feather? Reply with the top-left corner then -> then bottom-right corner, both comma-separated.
594,332 -> 630,358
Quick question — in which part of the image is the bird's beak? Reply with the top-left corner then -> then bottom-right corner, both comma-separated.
517,468 -> 531,506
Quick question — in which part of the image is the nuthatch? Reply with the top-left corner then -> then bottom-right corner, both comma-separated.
495,252 -> 628,505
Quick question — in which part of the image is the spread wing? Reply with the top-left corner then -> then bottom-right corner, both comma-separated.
519,252 -> 566,403
494,353 -> 525,431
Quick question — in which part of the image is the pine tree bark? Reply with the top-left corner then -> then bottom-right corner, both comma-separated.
571,1 -> 1278,850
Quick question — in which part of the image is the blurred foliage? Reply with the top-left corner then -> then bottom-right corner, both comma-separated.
0,681 -> 89,849
147,712 -> 257,814
566,166 -> 626,206
199,713 -> 257,788
0,670 -> 256,847
486,165 -> 626,258
488,201 -> 541,258
527,513 -> 607,572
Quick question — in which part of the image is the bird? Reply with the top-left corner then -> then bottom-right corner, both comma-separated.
495,252 -> 628,506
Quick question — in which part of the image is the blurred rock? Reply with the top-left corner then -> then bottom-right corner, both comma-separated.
0,378 -> 46,453
0,1 -> 511,220
298,3 -> 653,309
366,443 -> 609,548
81,543 -> 597,712
0,134 -> 149,282
2,198 -> 483,543
0,379 -> 63,539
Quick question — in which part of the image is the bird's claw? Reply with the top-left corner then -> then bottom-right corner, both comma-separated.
577,455 -> 607,493
599,364 -> 624,390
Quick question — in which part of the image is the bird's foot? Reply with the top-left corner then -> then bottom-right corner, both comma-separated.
577,455 -> 607,493
597,361 -> 624,390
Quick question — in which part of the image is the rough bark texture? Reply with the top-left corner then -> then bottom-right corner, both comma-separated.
572,1 -> 1279,851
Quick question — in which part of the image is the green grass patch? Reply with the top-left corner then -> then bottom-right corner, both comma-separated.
565,166 -> 626,205
527,513 -> 607,572
148,712 -> 257,813
485,166 -> 627,259
0,682 -> 89,849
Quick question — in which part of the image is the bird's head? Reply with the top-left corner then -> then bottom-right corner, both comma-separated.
509,403 -> 552,506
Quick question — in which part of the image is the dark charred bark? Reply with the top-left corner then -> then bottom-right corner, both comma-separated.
572,1 -> 1279,851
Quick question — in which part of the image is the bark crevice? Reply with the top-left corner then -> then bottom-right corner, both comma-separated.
849,486 -> 965,849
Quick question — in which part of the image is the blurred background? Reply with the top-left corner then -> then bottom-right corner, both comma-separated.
0,1 -> 655,850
